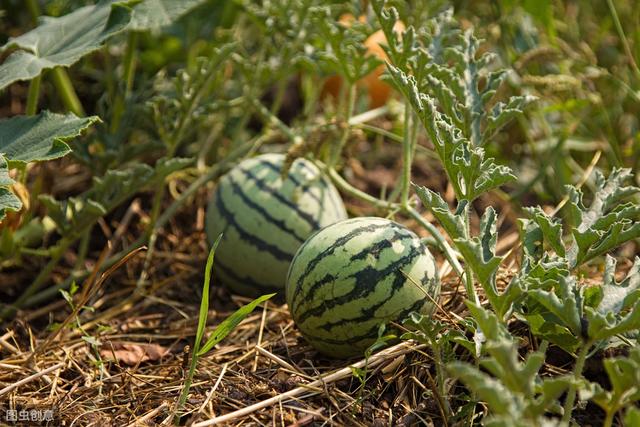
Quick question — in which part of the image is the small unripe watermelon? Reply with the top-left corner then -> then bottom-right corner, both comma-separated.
206,153 -> 347,297
286,217 -> 439,358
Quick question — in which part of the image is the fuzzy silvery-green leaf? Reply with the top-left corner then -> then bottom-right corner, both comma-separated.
389,65 -> 515,202
528,276 -> 583,339
588,347 -> 640,416
0,112 -> 99,166
449,313 -> 569,426
413,185 -> 465,239
595,256 -> 640,315
313,8 -> 380,84
483,95 -> 537,144
448,361 -> 517,415
566,168 -> 640,268
129,0 -> 208,31
0,0 -> 133,90
455,208 -> 506,310
523,207 -> 565,257
626,407 -> 640,426
40,157 -> 192,236
521,307 -> 581,353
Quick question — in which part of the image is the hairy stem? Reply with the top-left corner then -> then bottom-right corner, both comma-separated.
329,83 -> 356,168
111,32 -> 139,132
51,67 -> 85,116
400,102 -> 412,208
406,207 -> 464,278
25,75 -> 42,115
562,342 -> 592,426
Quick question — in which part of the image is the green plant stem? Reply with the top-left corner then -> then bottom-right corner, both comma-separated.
26,0 -> 41,23
603,406 -> 617,427
432,343 -> 452,419
400,102 -> 412,208
406,207 -> 464,278
111,32 -> 138,132
25,75 -> 42,115
51,67 -> 85,116
606,0 -> 640,81
329,83 -> 356,168
562,342 -> 592,426
327,167 -> 397,210
0,237 -> 73,320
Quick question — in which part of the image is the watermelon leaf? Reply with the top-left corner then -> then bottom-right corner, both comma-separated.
40,157 -> 192,236
565,168 -> 640,268
583,347 -> 640,421
448,308 -> 569,426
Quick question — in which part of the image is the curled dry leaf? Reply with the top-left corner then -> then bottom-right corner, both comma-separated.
100,342 -> 169,366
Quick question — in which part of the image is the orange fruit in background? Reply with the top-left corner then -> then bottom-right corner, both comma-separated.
322,15 -> 405,109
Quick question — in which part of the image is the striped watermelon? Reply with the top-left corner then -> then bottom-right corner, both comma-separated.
286,217 -> 440,358
206,153 -> 347,297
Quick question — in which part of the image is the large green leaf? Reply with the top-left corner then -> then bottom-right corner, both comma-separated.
0,112 -> 99,165
0,0 -> 133,90
129,0 -> 209,31
0,154 -> 20,221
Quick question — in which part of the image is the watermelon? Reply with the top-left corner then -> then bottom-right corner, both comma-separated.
206,153 -> 347,297
286,217 -> 440,358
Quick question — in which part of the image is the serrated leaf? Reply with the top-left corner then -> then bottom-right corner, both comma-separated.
0,112 -> 99,165
598,256 -> 640,314
483,95 -> 536,144
0,0 -> 133,90
528,276 -> 583,338
413,185 -> 465,239
523,207 -> 566,257
448,361 -> 517,416
129,0 -> 208,31
589,347 -> 640,415
566,168 -> 640,267
40,157 -> 191,235
0,187 -> 22,222
448,316 -> 568,426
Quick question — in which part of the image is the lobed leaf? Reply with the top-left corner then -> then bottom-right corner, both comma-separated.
565,169 -> 640,267
40,157 -> 192,236
0,112 -> 99,166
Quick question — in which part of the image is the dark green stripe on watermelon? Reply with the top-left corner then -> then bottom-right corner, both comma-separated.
214,189 -> 293,262
285,217 -> 439,358
289,222 -> 394,298
238,163 -> 322,231
215,258 -> 281,294
294,239 -> 425,324
290,229 -> 413,314
206,153 -> 348,298
226,172 -> 306,243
